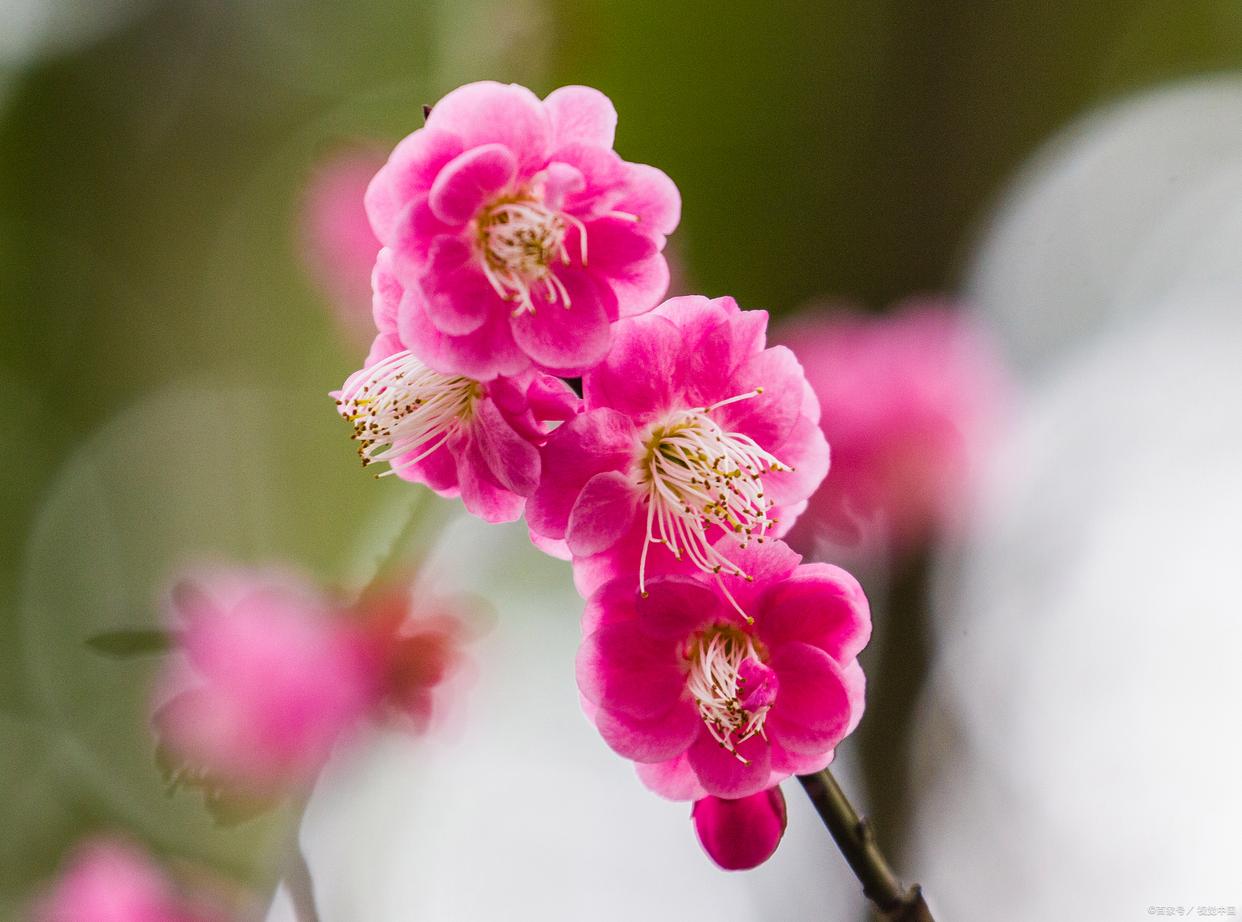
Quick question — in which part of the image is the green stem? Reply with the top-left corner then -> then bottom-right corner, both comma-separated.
796,768 -> 934,921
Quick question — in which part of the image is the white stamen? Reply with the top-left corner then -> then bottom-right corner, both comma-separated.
636,390 -> 790,601
476,192 -> 588,316
336,351 -> 478,476
684,627 -> 770,762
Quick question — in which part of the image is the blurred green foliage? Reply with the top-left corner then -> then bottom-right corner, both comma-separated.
1,0 -> 1240,912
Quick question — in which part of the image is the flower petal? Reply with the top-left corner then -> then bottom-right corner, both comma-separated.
471,396 -> 541,497
754,563 -> 871,662
425,81 -> 551,172
566,470 -> 641,557
397,286 -> 530,380
454,435 -> 526,523
428,143 -> 517,225
687,729 -> 773,799
414,236 -> 499,336
595,698 -> 701,763
544,85 -> 618,149
764,642 -> 854,755
636,752 -> 707,801
527,408 -> 638,540
509,268 -> 615,375
615,162 -> 681,235
577,622 -> 684,719
635,576 -> 724,641
582,312 -> 682,421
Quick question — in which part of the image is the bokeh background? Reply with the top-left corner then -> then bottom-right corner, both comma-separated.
3,2 -> 1242,920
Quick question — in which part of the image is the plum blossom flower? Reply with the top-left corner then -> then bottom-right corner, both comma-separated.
777,301 -> 1008,554
527,295 -> 829,603
337,254 -> 579,524
365,81 -> 680,378
34,837 -> 224,922
577,540 -> 869,802
692,786 -> 787,870
153,568 -> 375,806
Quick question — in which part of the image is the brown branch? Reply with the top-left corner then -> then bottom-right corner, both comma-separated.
796,769 -> 934,921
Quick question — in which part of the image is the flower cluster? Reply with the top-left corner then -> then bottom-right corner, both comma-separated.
335,81 -> 872,870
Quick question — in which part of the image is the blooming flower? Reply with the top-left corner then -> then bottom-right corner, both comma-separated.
577,540 -> 869,802
692,786 -> 787,870
300,145 -> 386,347
365,81 -> 680,379
34,837 -> 223,922
153,568 -> 375,805
527,295 -> 829,602
337,253 -> 580,524
776,301 -> 1008,553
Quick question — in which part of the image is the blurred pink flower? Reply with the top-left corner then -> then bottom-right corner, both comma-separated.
34,837 -> 221,922
153,568 -> 375,802
338,266 -> 580,523
776,301 -> 1008,554
577,540 -> 869,801
300,146 -> 386,347
691,786 -> 787,870
365,81 -> 680,379
527,295 -> 828,601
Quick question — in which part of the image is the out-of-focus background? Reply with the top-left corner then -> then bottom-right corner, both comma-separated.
3,2 -> 1242,920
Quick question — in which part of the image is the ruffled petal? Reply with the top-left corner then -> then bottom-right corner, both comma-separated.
544,85 -> 618,149
614,162 -> 681,235
763,414 -> 830,507
636,752 -> 707,801
635,576 -> 724,641
428,143 -> 517,225
366,129 -> 464,244
527,408 -> 638,540
413,236 -> 500,336
471,396 -> 541,497
714,345 -> 805,448
425,81 -> 551,172
754,563 -> 871,662
566,471 -> 641,557
396,287 -> 529,380
454,434 -> 526,523
582,312 -> 683,420
764,642 -> 853,755
508,268 -> 615,376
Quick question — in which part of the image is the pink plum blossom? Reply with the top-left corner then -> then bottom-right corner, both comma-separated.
776,301 -> 1008,553
153,568 -> 375,803
365,81 -> 680,379
527,295 -> 829,602
34,837 -> 223,922
336,254 -> 580,524
300,146 -> 386,347
577,539 -> 869,802
692,786 -> 787,871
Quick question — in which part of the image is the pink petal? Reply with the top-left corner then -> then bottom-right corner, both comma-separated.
692,787 -> 787,871
414,236 -> 499,336
596,698 -> 701,763
607,253 -> 671,320
636,752 -> 707,801
763,414 -> 830,507
397,286 -> 530,380
527,408 -> 638,540
582,312 -> 682,420
577,622 -> 685,719
583,214 -> 660,268
366,129 -> 464,244
371,248 -> 402,333
764,642 -> 854,755
471,396 -> 541,496
509,269 -> 615,376
426,81 -> 551,172
615,162 -> 681,235
714,345 -> 805,448
755,563 -> 871,662
687,729 -> 773,800
455,436 -> 526,523
634,576 -> 724,641
544,85 -> 618,149
566,470 -> 641,557
428,143 -> 517,225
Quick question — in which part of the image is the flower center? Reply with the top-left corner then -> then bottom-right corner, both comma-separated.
635,390 -> 790,594
475,192 -> 586,316
336,350 -> 479,476
684,626 -> 778,762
